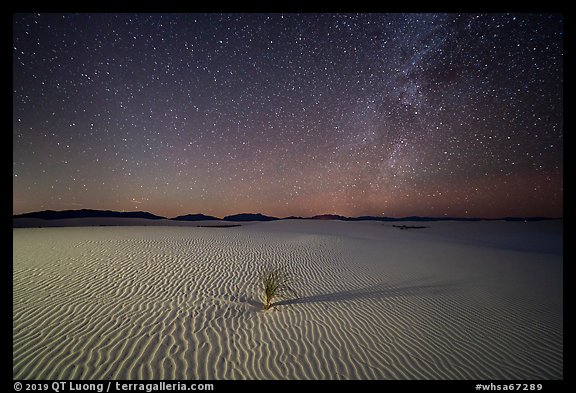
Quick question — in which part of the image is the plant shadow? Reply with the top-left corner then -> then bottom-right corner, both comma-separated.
274,277 -> 462,307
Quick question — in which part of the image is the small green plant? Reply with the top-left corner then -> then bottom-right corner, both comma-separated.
260,264 -> 298,310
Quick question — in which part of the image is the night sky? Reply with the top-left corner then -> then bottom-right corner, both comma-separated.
13,13 -> 563,219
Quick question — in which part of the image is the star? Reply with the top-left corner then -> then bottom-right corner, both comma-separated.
13,13 -> 563,218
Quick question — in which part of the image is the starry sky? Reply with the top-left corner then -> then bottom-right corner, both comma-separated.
13,13 -> 563,219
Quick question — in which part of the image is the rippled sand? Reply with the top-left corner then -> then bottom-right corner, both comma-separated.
13,220 -> 563,379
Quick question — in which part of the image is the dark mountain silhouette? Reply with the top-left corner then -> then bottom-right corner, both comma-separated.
13,209 -> 166,220
310,214 -> 348,220
223,213 -> 279,221
171,213 -> 221,221
13,209 -> 559,223
350,215 -> 394,221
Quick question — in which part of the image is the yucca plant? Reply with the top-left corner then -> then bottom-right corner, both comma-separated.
260,264 -> 298,310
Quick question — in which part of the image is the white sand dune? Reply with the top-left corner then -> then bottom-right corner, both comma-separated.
13,220 -> 562,379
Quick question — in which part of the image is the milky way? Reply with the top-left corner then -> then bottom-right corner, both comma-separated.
13,13 -> 563,218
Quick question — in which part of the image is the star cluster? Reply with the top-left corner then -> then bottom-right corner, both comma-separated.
13,13 -> 563,218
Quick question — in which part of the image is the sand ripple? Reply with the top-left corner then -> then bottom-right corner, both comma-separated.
13,222 -> 563,379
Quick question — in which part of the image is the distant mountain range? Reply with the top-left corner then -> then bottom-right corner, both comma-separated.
169,213 -> 279,222
171,213 -> 220,221
13,209 -> 166,220
13,209 -> 560,222
223,213 -> 279,222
